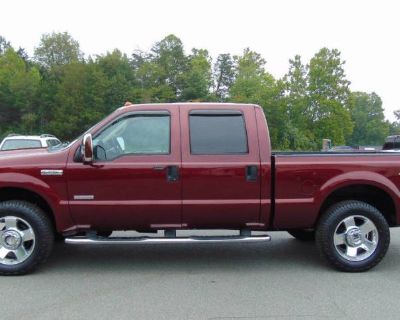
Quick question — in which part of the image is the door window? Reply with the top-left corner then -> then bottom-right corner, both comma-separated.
93,112 -> 170,161
189,110 -> 248,155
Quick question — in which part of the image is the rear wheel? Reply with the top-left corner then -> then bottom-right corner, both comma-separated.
288,229 -> 315,241
0,201 -> 54,275
316,200 -> 390,272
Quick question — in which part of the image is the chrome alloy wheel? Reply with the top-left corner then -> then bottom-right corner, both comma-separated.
333,215 -> 378,262
0,216 -> 35,265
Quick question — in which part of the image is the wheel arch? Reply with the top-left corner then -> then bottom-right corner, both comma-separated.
0,187 -> 57,232
318,184 -> 398,227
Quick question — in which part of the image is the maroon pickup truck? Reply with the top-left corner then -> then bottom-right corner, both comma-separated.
0,103 -> 398,275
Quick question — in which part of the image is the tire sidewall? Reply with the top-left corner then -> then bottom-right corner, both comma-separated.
317,201 -> 390,271
0,201 -> 53,275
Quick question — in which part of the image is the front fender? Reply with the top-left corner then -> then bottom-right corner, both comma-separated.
0,172 -> 75,232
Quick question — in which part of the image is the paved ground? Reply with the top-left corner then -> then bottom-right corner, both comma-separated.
1,229 -> 400,320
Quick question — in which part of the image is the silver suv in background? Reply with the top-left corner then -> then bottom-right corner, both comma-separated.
0,134 -> 61,151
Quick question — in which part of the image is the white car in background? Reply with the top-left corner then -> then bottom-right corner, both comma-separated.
0,134 -> 61,151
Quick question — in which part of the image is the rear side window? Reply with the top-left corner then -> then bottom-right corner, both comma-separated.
189,110 -> 248,155
47,139 -> 61,147
1,139 -> 42,150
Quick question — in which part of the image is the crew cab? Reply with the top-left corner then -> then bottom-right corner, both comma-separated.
0,103 -> 398,275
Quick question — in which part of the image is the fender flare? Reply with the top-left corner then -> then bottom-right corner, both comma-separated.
315,171 -> 400,222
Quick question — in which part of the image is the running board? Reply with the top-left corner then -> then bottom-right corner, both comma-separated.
65,235 -> 271,245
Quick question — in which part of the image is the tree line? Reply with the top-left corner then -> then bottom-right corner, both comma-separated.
0,32 -> 399,150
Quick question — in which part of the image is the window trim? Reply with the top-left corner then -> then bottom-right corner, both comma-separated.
188,109 -> 249,155
92,110 -> 172,161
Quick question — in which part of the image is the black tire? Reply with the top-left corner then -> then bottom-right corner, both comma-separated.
316,200 -> 390,272
288,229 -> 315,241
0,201 -> 54,275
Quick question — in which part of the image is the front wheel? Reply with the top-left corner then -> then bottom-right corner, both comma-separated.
0,201 -> 54,275
316,200 -> 390,272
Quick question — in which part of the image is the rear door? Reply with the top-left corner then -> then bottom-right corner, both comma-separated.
180,105 -> 261,228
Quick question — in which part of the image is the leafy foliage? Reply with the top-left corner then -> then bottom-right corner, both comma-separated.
0,32 -> 393,149
213,53 -> 235,101
307,48 -> 353,145
181,49 -> 212,101
34,32 -> 83,68
349,92 -> 389,145
0,48 -> 40,135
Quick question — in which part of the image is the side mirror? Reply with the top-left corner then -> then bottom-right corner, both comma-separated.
82,133 -> 93,163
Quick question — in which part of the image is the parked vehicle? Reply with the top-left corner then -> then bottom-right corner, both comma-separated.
327,145 -> 355,152
0,103 -> 398,275
359,146 -> 379,151
0,134 -> 61,151
382,135 -> 400,152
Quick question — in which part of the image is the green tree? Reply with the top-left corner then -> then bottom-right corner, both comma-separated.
229,48 -> 286,149
229,48 -> 273,102
48,62 -> 107,139
33,32 -> 84,134
96,49 -> 136,113
151,34 -> 187,98
0,33 -> 392,148
0,48 -> 41,136
283,55 -> 316,150
307,48 -> 353,145
348,92 -> 389,146
131,50 -> 175,103
34,32 -> 83,68
181,49 -> 212,101
213,53 -> 235,101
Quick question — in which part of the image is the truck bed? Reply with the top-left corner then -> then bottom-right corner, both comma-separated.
272,151 -> 400,230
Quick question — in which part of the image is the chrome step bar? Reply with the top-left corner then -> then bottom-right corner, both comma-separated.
65,235 -> 271,245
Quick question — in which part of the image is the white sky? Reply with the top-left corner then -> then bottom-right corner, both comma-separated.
1,0 -> 399,120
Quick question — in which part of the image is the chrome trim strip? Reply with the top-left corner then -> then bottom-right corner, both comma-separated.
73,195 -> 94,200
41,169 -> 63,176
65,235 -> 271,245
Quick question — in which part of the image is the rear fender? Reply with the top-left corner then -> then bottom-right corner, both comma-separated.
316,171 -> 400,223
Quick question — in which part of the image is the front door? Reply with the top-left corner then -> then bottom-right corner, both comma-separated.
66,106 -> 181,231
180,105 -> 261,229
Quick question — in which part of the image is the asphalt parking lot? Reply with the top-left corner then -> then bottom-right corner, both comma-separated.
1,229 -> 400,320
